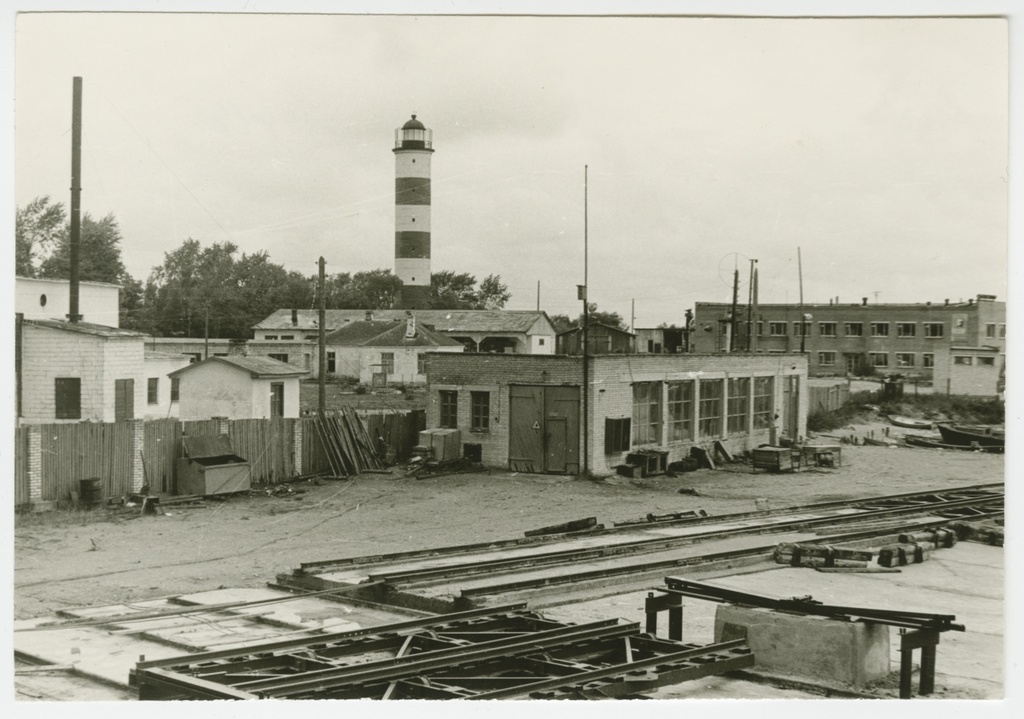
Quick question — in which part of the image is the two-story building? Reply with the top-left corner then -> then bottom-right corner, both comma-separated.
693,294 -> 1005,381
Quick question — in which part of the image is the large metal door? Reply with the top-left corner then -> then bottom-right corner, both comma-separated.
509,385 -> 580,475
115,378 -> 135,422
509,385 -> 544,473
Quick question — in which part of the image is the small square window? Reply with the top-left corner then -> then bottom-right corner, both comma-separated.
953,356 -> 973,366
871,322 -> 889,337
978,356 -> 996,366
897,323 -> 916,338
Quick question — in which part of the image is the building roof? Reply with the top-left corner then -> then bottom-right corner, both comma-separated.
402,114 -> 425,130
17,275 -> 123,289
324,320 -> 463,348
169,355 -> 306,379
556,322 -> 636,337
255,309 -> 554,335
24,318 -> 147,338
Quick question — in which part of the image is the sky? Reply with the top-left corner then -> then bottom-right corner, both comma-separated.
10,6 -> 1011,329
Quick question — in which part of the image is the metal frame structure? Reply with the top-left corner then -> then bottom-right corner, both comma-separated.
647,578 -> 964,700
132,604 -> 752,700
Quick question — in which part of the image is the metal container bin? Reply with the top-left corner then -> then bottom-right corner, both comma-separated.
177,435 -> 250,496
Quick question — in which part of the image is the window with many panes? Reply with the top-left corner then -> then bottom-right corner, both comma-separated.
953,356 -> 972,365
986,323 -> 997,338
922,353 -> 934,368
171,378 -> 180,402
54,377 -> 81,419
871,322 -> 889,337
667,381 -> 693,442
380,352 -> 395,374
147,378 -> 159,405
417,354 -> 427,375
792,322 -> 804,337
844,322 -> 863,337
896,323 -> 916,338
869,352 -> 889,367
327,352 -> 336,373
999,324 -> 1006,338
632,382 -> 662,445
698,379 -> 723,438
752,377 -> 774,429
818,322 -> 837,337
439,390 -> 458,428
818,351 -> 836,366
270,382 -> 284,417
924,322 -> 944,338
769,322 -> 787,336
896,353 -> 915,368
471,391 -> 490,432
726,377 -> 749,435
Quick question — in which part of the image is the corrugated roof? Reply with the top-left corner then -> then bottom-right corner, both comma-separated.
323,321 -> 401,345
169,355 -> 306,379
255,309 -> 553,334
24,319 -> 147,339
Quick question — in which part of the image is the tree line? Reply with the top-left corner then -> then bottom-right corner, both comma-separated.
16,196 -> 511,338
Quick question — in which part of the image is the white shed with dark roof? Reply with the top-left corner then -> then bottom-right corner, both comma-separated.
168,355 -> 305,420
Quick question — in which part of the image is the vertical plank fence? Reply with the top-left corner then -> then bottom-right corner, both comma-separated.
809,383 -> 850,413
300,416 -> 332,475
38,422 -> 134,502
15,426 -> 29,505
228,418 -> 294,485
143,419 -> 182,494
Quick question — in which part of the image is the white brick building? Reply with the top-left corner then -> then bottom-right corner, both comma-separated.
17,319 -> 188,424
16,275 -> 121,327
324,317 -> 464,385
425,352 -> 808,477
168,356 -> 305,420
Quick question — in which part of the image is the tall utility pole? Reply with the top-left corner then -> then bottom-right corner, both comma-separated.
318,257 -> 327,414
204,306 -> 209,359
536,280 -> 540,311
68,77 -> 83,323
729,268 -> 739,352
746,259 -> 756,351
582,165 -> 589,478
630,298 -> 635,334
751,265 -> 759,353
798,246 -> 807,354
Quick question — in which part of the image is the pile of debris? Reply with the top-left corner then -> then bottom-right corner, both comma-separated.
312,408 -> 385,477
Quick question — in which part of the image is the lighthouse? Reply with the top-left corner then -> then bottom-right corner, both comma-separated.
393,114 -> 434,309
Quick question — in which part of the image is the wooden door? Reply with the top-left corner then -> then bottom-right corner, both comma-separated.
545,417 -> 567,473
780,375 -> 800,440
509,385 -> 544,473
543,385 -> 580,474
114,378 -> 134,422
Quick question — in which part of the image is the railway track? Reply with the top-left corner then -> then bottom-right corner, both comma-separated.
277,483 -> 1002,610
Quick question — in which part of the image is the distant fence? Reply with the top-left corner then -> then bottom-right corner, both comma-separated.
16,409 -> 424,507
808,383 -> 850,413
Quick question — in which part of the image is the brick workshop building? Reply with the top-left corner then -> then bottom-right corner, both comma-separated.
425,353 -> 807,476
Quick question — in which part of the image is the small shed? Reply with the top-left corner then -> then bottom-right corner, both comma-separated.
177,435 -> 250,496
556,322 -> 636,355
168,355 -> 305,420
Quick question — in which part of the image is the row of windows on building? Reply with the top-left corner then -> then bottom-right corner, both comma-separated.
761,321 -> 1005,339
437,389 -> 490,432
816,351 -> 999,369
629,377 -> 774,447
53,377 -> 288,419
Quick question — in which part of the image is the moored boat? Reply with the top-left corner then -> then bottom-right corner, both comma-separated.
887,415 -> 933,430
904,434 -> 1002,453
935,424 -> 1005,449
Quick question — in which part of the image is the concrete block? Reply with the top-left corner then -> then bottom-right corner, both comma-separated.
714,604 -> 890,687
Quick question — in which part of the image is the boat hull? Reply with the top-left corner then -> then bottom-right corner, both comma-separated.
936,424 -> 1005,449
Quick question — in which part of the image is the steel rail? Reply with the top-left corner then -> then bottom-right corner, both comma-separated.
660,578 -> 965,631
467,638 -> 753,700
132,602 -> 532,673
232,619 -> 636,697
296,482 -> 1003,572
373,492 -> 1001,590
458,508 -> 1003,599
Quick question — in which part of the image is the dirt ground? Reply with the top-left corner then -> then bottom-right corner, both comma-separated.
14,420 -> 1003,622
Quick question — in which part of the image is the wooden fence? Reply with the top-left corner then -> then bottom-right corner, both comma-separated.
17,409 -> 426,504
809,383 -> 850,413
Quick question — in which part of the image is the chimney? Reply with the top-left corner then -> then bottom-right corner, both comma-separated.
365,310 -> 373,322
406,314 -> 417,339
968,298 -> 974,306
291,308 -> 298,326
862,297 -> 868,306
944,299 -> 949,306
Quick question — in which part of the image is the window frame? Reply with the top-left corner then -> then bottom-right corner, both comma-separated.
667,380 -> 693,443
768,321 -> 787,337
871,322 -> 889,338
147,377 -> 159,405
380,352 -> 395,375
896,322 -> 916,338
54,377 -> 82,420
270,382 -> 285,417
327,351 -> 336,374
953,356 -> 973,366
818,322 -> 837,337
726,377 -> 749,435
752,377 -> 774,430
986,323 -> 997,338
924,322 -> 944,339
698,378 -> 724,439
817,351 -> 837,366
470,391 -> 490,432
844,322 -> 863,337
896,353 -> 916,368
978,356 -> 996,366
439,390 -> 458,428
268,353 -> 289,363
170,377 -> 180,402
632,382 -> 663,446
869,352 -> 889,368
922,353 -> 935,368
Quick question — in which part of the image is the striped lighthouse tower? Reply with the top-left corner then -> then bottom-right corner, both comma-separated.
393,114 -> 434,310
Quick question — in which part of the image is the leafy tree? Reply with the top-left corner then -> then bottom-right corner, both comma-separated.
15,196 -> 67,276
550,304 -> 628,332
38,211 -> 129,284
429,270 -> 479,309
477,274 -> 511,310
